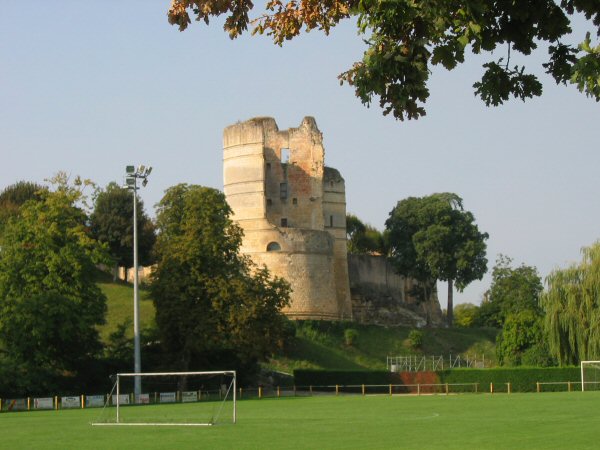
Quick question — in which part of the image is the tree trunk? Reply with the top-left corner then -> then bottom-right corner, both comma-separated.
447,279 -> 454,327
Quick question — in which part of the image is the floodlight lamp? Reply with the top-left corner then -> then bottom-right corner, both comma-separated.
145,167 -> 152,176
126,165 -> 135,174
126,178 -> 136,187
138,165 -> 145,174
142,178 -> 148,187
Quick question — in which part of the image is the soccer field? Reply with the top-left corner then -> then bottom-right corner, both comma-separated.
2,392 -> 598,449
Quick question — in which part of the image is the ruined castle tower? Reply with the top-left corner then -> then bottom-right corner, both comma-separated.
223,117 -> 352,320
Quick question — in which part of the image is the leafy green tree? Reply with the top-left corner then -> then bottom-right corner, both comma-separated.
0,178 -> 109,395
478,255 -> 543,328
0,181 -> 45,232
167,0 -> 600,120
90,182 -> 156,279
385,193 -> 488,326
346,214 -> 387,254
542,242 -> 600,365
496,310 -> 553,367
150,184 -> 291,375
454,303 -> 480,328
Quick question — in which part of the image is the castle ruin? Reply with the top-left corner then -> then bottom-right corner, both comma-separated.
223,117 -> 352,320
223,116 -> 442,325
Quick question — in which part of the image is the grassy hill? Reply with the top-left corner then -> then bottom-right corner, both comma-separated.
97,275 -> 497,372
96,271 -> 155,342
266,320 -> 498,373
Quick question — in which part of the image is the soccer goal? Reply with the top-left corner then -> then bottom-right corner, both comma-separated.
92,370 -> 236,426
580,361 -> 600,391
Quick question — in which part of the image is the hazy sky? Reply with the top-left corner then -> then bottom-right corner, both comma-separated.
1,2 -> 598,307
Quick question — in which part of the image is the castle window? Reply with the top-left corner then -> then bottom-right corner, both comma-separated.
280,182 -> 288,199
330,181 -> 334,187
281,218 -> 288,227
330,215 -> 333,228
281,148 -> 290,163
292,198 -> 297,205
266,199 -> 272,206
266,242 -> 281,252
266,163 -> 271,171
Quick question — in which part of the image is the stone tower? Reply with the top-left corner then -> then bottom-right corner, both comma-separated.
223,117 -> 352,320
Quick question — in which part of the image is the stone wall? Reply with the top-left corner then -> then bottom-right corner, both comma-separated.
348,254 -> 443,327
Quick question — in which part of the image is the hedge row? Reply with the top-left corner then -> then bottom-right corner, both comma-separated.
293,367 -> 581,393
438,367 -> 581,392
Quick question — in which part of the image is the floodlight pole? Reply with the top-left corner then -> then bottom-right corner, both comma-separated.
132,179 -> 141,397
125,165 -> 152,398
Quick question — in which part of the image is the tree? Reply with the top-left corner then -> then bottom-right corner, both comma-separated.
150,184 -> 291,377
90,182 -> 155,279
453,303 -> 480,328
495,310 -> 553,367
0,181 -> 45,232
346,214 -> 387,254
477,255 -> 543,328
385,193 -> 488,326
0,176 -> 109,395
541,242 -> 600,366
167,0 -> 600,120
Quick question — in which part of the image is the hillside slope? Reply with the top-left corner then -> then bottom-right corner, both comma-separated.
97,277 -> 497,372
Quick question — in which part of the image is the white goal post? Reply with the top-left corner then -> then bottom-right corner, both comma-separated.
580,361 -> 600,392
93,370 -> 236,426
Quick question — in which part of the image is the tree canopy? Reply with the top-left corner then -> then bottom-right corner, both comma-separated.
541,242 -> 600,365
346,214 -> 387,255
167,0 -> 600,120
0,181 -> 45,232
150,184 -> 291,377
478,255 -> 543,328
90,182 -> 156,273
0,177 -> 109,395
385,193 -> 488,326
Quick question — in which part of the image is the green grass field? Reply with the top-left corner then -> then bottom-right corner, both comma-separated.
2,392 -> 599,449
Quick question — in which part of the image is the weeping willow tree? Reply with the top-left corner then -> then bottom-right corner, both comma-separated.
541,243 -> 600,365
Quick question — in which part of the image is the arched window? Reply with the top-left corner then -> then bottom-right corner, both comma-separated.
266,242 -> 281,252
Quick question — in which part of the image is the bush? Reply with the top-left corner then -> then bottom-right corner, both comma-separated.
408,330 -> 423,349
344,329 -> 359,347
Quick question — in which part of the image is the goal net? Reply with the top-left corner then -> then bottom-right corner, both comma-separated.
92,371 -> 236,426
580,361 -> 600,391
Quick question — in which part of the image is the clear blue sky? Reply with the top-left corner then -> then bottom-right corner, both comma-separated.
1,2 -> 598,307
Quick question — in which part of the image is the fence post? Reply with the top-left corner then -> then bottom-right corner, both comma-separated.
507,383 -> 511,394
240,387 -> 243,399
417,384 -> 420,396
310,385 -> 313,396
335,385 -> 339,396
362,384 -> 365,396
27,397 -> 31,411
55,396 -> 59,410
445,383 -> 449,395
293,385 -> 296,397
259,386 -> 262,399
81,395 -> 85,409
277,386 -> 281,398
389,384 -> 392,396
568,381 -> 572,392
475,383 -> 478,393
490,382 -> 493,394
536,382 -> 540,393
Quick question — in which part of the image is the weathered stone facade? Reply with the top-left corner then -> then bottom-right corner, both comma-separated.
223,117 -> 352,320
348,254 -> 443,327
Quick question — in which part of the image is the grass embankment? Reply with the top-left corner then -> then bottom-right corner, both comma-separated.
95,272 -> 155,342
3,392 -> 600,449
266,320 -> 498,373
96,276 -> 497,372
